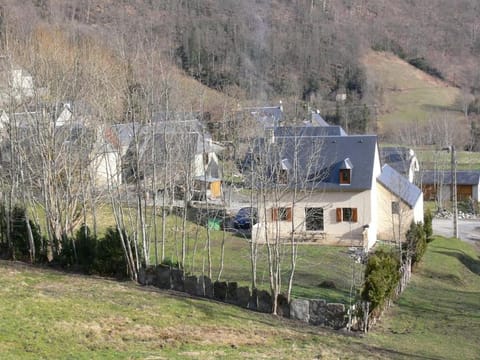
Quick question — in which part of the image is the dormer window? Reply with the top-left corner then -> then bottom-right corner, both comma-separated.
339,158 -> 353,185
339,169 -> 351,184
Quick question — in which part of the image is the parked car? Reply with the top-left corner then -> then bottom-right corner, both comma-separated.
233,207 -> 258,230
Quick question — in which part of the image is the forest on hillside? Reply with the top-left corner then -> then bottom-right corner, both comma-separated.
1,0 -> 480,135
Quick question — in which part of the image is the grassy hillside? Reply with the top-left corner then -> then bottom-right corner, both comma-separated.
363,51 -> 464,134
0,236 -> 478,359
0,261 -> 383,359
368,236 -> 480,359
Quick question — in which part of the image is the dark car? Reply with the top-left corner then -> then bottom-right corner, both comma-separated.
233,207 -> 258,230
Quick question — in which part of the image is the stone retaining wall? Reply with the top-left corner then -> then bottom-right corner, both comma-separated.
138,266 -> 348,330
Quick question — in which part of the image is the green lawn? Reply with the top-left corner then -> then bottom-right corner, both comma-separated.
0,235 -> 478,358
367,236 -> 480,359
150,218 -> 362,303
416,148 -> 480,171
27,203 -> 362,304
0,260 -> 386,359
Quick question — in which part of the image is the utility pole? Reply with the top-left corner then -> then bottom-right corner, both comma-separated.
451,146 -> 458,239
443,145 -> 458,238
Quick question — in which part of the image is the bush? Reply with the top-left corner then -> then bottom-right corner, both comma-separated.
361,249 -> 400,314
408,57 -> 444,80
0,205 -> 46,262
58,235 -> 76,268
75,225 -> 97,273
423,209 -> 433,242
162,256 -> 182,269
94,227 -> 128,278
406,222 -> 427,266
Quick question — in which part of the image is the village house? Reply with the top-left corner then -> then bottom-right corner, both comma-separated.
115,113 -> 224,202
245,126 -> 423,250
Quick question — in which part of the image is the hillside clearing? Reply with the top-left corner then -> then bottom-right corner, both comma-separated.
363,51 -> 465,134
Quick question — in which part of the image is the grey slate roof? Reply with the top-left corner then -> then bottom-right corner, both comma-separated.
380,146 -> 412,176
272,125 -> 347,137
110,114 -> 214,155
420,170 -> 480,186
311,111 -> 330,127
378,165 -> 422,208
110,123 -> 135,150
246,106 -> 283,128
249,134 -> 378,191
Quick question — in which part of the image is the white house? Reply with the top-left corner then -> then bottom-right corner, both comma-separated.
247,127 -> 423,250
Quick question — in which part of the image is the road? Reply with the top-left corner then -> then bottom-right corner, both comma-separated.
433,218 -> 480,250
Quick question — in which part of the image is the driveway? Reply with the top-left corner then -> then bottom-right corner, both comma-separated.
433,218 -> 480,250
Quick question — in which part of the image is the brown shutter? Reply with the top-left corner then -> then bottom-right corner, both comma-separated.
286,207 -> 292,221
352,208 -> 358,222
272,208 -> 278,221
336,208 -> 342,222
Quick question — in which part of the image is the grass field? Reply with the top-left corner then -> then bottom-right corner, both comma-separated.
363,51 -> 464,133
0,261 -> 384,359
0,235 -> 478,359
415,148 -> 480,171
367,236 -> 480,359
32,205 -> 363,303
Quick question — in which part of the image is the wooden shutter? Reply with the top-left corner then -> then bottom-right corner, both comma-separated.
336,208 -> 342,222
272,208 -> 278,221
286,207 -> 292,221
352,208 -> 358,222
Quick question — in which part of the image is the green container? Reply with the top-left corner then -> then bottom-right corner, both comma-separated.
207,218 -> 221,230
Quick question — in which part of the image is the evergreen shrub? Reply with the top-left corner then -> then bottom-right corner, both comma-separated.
361,249 -> 400,314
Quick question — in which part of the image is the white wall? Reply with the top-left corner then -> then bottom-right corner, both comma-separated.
377,182 -> 423,242
193,151 -> 217,178
413,193 -> 424,223
93,150 -> 120,187
252,189 -> 373,248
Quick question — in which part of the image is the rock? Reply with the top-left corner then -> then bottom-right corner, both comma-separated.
257,290 -> 272,313
144,266 -> 156,285
214,281 -> 227,301
236,286 -> 250,308
138,267 -> 146,285
290,299 -> 310,322
199,276 -> 214,298
184,275 -> 198,296
326,303 -> 347,329
309,299 -> 327,325
155,265 -> 171,289
226,282 -> 238,304
171,268 -> 184,292
276,294 -> 290,318
248,288 -> 258,311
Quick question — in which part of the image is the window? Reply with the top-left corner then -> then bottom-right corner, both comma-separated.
391,201 -> 400,215
336,207 -> 358,222
305,208 -> 324,231
272,207 -> 292,221
339,169 -> 351,185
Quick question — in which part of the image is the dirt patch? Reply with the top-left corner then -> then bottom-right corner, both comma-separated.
55,316 -> 272,351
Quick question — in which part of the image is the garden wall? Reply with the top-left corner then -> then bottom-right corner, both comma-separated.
138,266 -> 348,330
